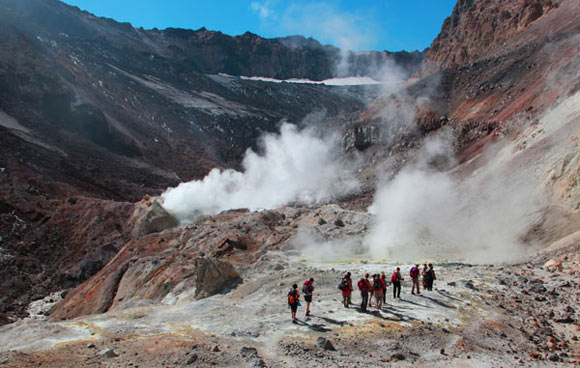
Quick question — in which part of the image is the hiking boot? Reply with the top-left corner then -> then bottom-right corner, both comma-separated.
292,318 -> 298,324
412,292 -> 415,295
306,311 -> 310,316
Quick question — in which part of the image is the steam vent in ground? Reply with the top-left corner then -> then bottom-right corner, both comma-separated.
0,0 -> 579,366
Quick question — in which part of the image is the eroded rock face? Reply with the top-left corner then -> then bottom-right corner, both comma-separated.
423,0 -> 562,71
50,208 -> 295,320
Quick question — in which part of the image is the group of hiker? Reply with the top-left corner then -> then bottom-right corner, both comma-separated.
288,264 -> 437,321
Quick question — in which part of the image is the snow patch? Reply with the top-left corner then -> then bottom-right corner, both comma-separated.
240,75 -> 383,86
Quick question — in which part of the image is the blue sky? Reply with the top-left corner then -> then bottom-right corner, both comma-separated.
61,0 -> 456,52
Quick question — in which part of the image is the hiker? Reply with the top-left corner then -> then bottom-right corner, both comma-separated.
357,273 -> 371,312
288,284 -> 300,323
338,274 -> 353,308
381,273 -> 388,304
422,264 -> 428,289
410,264 -> 421,295
368,274 -> 375,307
302,278 -> 315,316
391,267 -> 403,298
426,263 -> 437,291
373,273 -> 385,309
346,272 -> 353,305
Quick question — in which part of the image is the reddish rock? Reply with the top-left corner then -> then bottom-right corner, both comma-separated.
543,259 -> 563,272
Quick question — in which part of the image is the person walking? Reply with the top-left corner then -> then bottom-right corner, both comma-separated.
357,273 -> 371,312
302,278 -> 315,316
288,284 -> 300,323
373,273 -> 385,309
391,267 -> 403,298
410,264 -> 421,295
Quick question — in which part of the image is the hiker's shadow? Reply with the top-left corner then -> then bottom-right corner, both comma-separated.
358,306 -> 416,322
398,298 -> 431,308
295,319 -> 331,332
318,316 -> 349,327
437,289 -> 462,302
419,294 -> 455,309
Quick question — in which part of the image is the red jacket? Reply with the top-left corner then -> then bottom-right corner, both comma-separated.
358,278 -> 370,293
342,279 -> 353,295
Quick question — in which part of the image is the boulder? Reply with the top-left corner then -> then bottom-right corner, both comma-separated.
97,348 -> 118,358
316,337 -> 336,351
130,198 -> 178,238
543,259 -> 563,272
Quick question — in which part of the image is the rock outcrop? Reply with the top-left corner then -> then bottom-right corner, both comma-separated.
50,208 -> 296,320
423,0 -> 564,72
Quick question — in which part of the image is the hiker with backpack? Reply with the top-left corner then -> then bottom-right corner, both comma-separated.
357,273 -> 371,312
422,264 -> 428,289
391,267 -> 403,298
381,273 -> 388,304
288,284 -> 300,323
425,264 -> 437,291
302,278 -> 315,316
338,273 -> 353,308
373,273 -> 385,309
410,264 -> 421,295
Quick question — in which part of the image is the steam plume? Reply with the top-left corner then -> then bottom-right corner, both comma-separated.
161,123 -> 359,222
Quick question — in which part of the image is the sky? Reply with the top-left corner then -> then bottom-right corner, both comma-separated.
61,0 -> 456,52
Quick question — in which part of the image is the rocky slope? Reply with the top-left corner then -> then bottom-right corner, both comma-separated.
0,0 -> 413,319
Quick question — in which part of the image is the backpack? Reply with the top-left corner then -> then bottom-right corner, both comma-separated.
288,289 -> 297,305
391,273 -> 398,282
303,280 -> 313,294
410,267 -> 419,278
338,279 -> 348,291
373,278 -> 382,290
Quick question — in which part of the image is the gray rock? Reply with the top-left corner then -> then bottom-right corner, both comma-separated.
130,199 -> 179,238
185,354 -> 198,364
390,353 -> 405,361
464,281 -> 478,290
97,348 -> 119,358
317,218 -> 327,225
316,337 -> 336,351
240,347 -> 259,358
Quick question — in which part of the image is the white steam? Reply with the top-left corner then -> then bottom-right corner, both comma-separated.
161,123 -> 359,222
365,135 -> 545,264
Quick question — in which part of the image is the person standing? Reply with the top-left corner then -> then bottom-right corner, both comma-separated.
426,264 -> 437,291
339,274 -> 352,308
391,267 -> 403,298
410,264 -> 421,295
381,273 -> 388,304
288,284 -> 300,323
357,273 -> 371,312
373,274 -> 385,309
368,274 -> 375,307
302,278 -> 315,316
422,264 -> 428,290
346,272 -> 353,305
